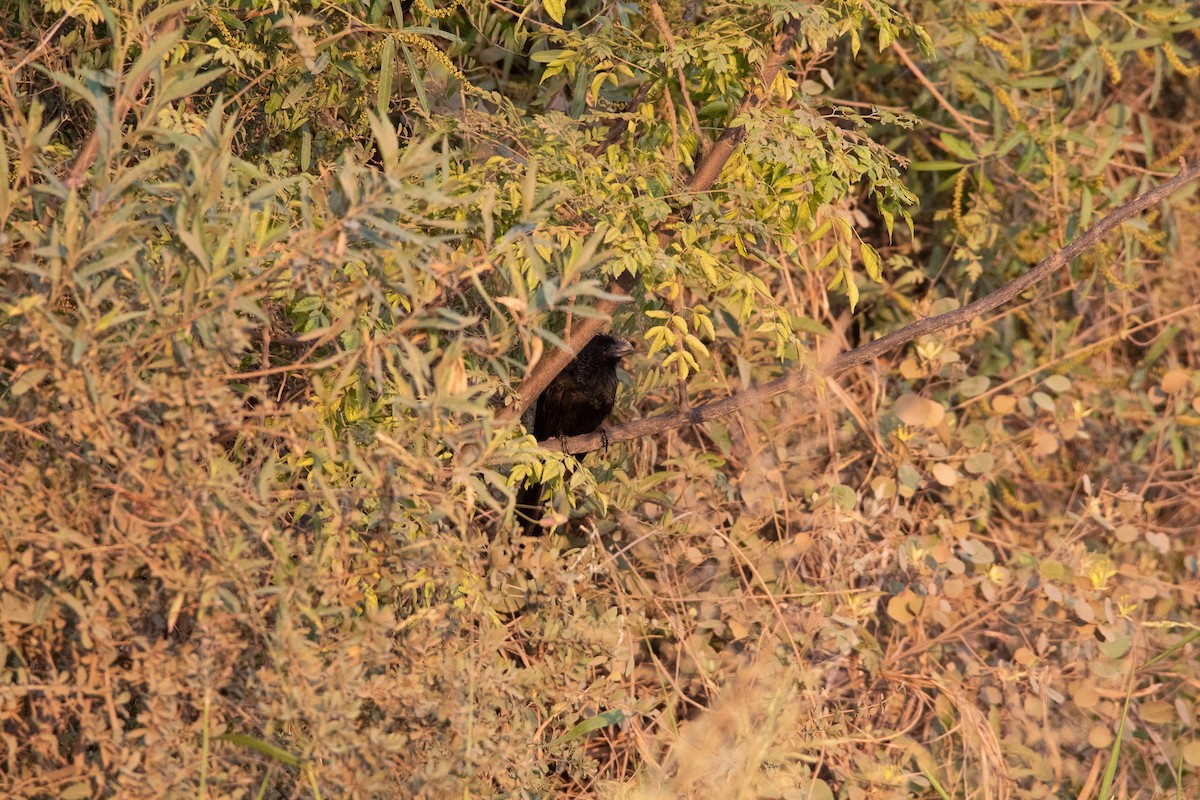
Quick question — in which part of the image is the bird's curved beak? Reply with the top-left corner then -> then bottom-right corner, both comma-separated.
611,338 -> 636,358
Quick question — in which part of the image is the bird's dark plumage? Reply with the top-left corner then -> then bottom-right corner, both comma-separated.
517,333 -> 635,533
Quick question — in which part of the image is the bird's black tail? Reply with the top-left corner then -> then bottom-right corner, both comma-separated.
515,481 -> 546,535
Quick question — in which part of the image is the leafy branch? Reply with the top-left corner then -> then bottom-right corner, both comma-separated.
549,159 -> 1200,454
499,17 -> 805,422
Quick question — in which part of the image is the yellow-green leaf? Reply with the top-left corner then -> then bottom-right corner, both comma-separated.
861,242 -> 882,281
544,0 -> 566,25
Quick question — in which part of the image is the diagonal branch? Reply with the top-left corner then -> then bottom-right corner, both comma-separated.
860,3 -> 987,148
546,159 -> 1200,454
683,18 -> 802,194
499,16 -> 804,422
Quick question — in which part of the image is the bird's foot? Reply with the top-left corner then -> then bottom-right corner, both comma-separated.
601,427 -> 610,454
559,435 -> 569,453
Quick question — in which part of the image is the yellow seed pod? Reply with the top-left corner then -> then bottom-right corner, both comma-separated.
995,87 -> 1020,121
1098,47 -> 1121,84
1163,41 -> 1200,78
414,0 -> 462,20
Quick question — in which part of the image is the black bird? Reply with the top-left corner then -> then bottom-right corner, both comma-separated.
516,333 -> 635,533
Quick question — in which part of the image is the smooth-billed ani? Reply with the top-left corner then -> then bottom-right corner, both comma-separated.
516,333 -> 635,534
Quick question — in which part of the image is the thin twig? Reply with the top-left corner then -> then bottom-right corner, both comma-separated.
648,0 -> 703,144
860,3 -> 987,148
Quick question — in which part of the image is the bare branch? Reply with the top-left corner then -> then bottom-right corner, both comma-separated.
648,1 -> 704,148
860,4 -> 987,147
547,159 -> 1200,454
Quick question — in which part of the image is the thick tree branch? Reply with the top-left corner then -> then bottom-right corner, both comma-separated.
685,18 -> 802,193
547,159 -> 1200,455
499,16 -> 804,422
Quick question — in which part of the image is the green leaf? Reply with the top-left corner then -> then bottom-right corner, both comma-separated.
126,27 -> 184,90
159,67 -> 227,105
958,375 -> 990,398
879,205 -> 895,238
530,49 -> 566,64
878,22 -> 895,52
910,161 -> 964,172
1012,76 -> 1063,90
398,39 -> 429,111
939,133 -> 975,161
377,36 -> 395,117
829,484 -> 856,512
217,734 -> 302,767
551,709 -> 625,745
367,111 -> 398,168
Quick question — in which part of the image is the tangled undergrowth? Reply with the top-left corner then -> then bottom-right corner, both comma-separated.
3,2 -> 1200,799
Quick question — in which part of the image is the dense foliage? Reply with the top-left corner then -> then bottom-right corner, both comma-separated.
2,1 -> 1199,797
